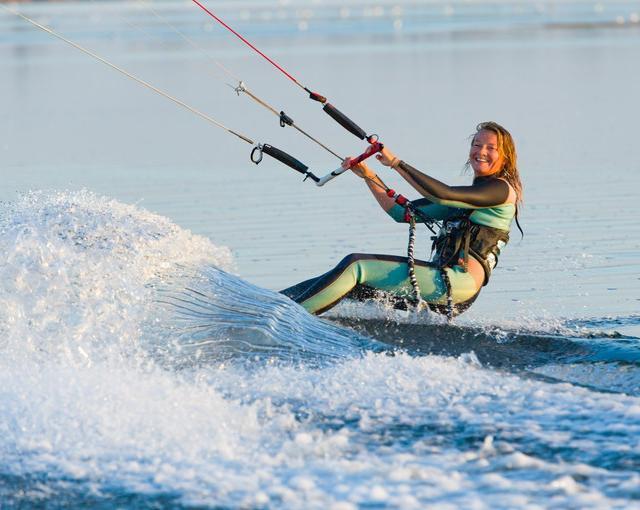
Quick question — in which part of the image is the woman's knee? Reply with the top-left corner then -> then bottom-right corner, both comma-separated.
336,253 -> 370,269
446,267 -> 483,303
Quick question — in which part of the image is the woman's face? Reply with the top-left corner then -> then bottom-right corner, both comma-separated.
469,130 -> 505,177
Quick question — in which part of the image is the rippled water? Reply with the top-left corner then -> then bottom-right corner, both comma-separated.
2,1 -> 640,508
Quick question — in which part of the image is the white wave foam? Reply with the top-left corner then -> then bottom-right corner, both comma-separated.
1,190 -> 638,509
2,351 -> 639,508
0,190 -> 233,366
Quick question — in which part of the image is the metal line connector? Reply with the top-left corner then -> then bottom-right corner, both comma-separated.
234,81 -> 247,96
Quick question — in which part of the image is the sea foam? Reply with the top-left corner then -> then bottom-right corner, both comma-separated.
1,190 -> 638,509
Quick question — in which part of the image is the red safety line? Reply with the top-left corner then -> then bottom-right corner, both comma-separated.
192,0 -> 305,91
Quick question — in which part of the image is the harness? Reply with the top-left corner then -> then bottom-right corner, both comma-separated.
406,209 -> 509,320
386,190 -> 511,320
431,212 -> 510,285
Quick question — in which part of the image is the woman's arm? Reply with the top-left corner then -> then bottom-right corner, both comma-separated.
349,160 -> 397,212
350,161 -> 459,223
396,161 -> 509,208
377,147 -> 510,209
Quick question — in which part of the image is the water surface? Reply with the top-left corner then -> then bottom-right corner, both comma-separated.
1,1 -> 640,508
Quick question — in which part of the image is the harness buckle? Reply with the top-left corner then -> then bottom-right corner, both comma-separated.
443,218 -> 468,234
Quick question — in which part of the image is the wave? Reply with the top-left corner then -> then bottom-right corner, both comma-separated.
2,349 -> 639,508
1,190 -> 639,508
0,190 -> 376,370
150,266 -> 383,368
2,189 -> 636,387
0,189 -> 228,366
334,315 -> 640,395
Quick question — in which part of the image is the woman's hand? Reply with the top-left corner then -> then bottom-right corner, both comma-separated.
345,158 -> 376,180
376,147 -> 400,169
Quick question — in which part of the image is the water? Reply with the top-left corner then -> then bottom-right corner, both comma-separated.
1,1 -> 640,508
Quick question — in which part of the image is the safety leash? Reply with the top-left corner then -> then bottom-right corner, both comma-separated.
382,188 -> 441,311
406,212 -> 426,309
440,268 -> 455,322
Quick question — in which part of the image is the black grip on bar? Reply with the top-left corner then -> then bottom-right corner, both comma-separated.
322,103 -> 366,140
261,144 -> 309,175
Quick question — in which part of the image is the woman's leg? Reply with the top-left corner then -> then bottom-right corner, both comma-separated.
281,254 -> 481,315
280,275 -> 322,302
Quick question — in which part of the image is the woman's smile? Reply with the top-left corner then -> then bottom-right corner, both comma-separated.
470,130 -> 504,177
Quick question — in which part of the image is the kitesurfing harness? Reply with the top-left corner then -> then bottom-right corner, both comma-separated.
432,216 -> 510,319
383,200 -> 510,319
432,214 -> 510,285
389,163 -> 515,318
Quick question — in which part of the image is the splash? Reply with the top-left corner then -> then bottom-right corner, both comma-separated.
2,351 -> 639,509
0,190 -> 232,367
149,265 -> 382,367
1,190 -> 639,509
0,189 -> 379,505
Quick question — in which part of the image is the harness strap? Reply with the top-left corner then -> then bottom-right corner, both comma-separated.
406,211 -> 425,310
387,190 -> 446,315
439,267 -> 454,322
440,267 -> 454,322
462,224 -> 471,272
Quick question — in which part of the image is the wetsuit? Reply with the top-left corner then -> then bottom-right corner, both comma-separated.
281,163 -> 516,316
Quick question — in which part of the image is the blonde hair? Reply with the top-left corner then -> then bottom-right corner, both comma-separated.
468,121 -> 523,205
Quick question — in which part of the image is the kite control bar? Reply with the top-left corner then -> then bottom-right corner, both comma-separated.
251,141 -> 383,186
321,103 -> 372,142
251,143 -> 320,182
315,141 -> 383,187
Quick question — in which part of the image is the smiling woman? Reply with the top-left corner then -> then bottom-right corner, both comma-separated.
281,122 -> 523,319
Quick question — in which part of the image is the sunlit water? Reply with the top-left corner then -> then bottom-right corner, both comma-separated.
1,1 -> 640,508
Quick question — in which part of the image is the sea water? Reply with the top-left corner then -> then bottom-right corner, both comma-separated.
1,1 -> 640,508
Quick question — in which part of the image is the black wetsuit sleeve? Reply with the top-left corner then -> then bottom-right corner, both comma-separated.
398,161 -> 510,208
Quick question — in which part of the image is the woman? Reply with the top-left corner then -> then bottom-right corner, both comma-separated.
281,121 -> 523,318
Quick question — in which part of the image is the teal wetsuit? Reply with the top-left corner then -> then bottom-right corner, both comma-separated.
281,169 -> 516,316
